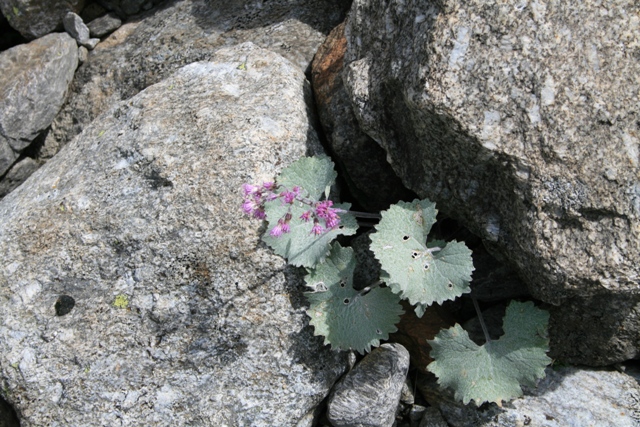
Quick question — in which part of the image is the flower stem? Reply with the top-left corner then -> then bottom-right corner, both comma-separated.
472,294 -> 492,344
347,210 -> 382,220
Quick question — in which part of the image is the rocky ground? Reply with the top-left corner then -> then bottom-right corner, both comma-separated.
1,0 -> 639,426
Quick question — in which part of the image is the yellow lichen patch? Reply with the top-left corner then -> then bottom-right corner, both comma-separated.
113,294 -> 129,309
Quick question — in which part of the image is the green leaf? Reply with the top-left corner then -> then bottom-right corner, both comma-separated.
305,243 -> 404,354
369,199 -> 474,306
262,155 -> 357,267
263,201 -> 357,267
277,154 -> 337,201
427,301 -> 551,406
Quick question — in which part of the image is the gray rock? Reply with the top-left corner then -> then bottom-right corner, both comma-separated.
327,343 -> 410,427
0,157 -> 39,198
343,0 -> 640,365
87,12 -> 122,37
78,45 -> 89,63
408,405 -> 427,424
63,11 -> 90,45
311,22 -> 413,212
0,32 -> 78,174
0,0 -> 85,39
548,293 -> 640,365
41,0 -> 350,168
0,138 -> 16,177
0,42 -> 345,427
82,37 -> 100,49
399,377 -> 415,405
419,366 -> 640,427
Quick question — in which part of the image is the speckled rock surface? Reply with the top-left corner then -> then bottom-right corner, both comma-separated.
311,22 -> 413,211
0,0 -> 85,39
87,12 -> 121,38
0,157 -> 39,198
40,0 -> 350,161
63,11 -> 90,45
419,366 -> 640,427
0,43 -> 348,427
344,0 -> 640,364
327,343 -> 410,427
0,32 -> 78,175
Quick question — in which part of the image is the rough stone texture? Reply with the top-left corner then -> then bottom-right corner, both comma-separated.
0,157 -> 39,198
548,293 -> 640,364
0,43 -> 348,427
39,0 -> 350,163
77,45 -> 88,63
311,21 -> 413,211
419,366 -> 640,427
0,32 -> 78,175
87,11 -> 121,37
63,11 -> 90,45
0,0 -> 85,39
82,36 -> 100,49
344,0 -> 640,365
0,139 -> 16,178
327,343 -> 410,427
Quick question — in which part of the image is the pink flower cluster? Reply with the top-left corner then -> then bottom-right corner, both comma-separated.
241,181 -> 344,237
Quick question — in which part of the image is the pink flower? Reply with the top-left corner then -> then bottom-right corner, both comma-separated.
270,217 -> 292,237
242,184 -> 259,196
282,191 -> 297,204
315,200 -> 333,218
242,199 -> 257,215
311,222 -> 324,235
325,215 -> 340,228
281,213 -> 292,233
315,200 -> 341,229
300,211 -> 312,222
263,181 -> 275,190
270,222 -> 284,237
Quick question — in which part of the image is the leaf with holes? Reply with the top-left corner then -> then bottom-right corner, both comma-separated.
427,301 -> 551,406
262,156 -> 357,267
369,199 -> 474,306
305,243 -> 404,354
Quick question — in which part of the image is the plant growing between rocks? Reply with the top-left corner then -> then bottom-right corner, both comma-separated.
242,155 -> 552,406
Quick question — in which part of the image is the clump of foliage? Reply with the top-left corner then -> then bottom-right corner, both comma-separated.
242,155 -> 551,406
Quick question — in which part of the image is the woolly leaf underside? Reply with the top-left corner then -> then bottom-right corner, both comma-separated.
370,199 -> 474,307
305,243 -> 404,354
427,301 -> 551,406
